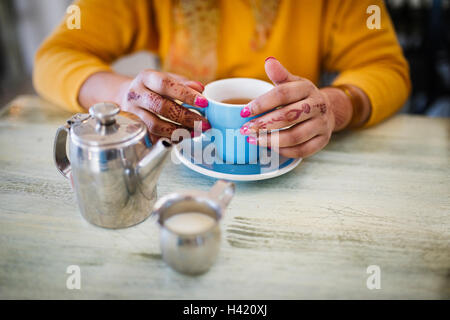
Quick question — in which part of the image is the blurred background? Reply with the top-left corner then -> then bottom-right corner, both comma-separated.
0,0 -> 449,116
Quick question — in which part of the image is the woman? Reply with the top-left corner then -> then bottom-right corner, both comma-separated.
34,0 -> 410,158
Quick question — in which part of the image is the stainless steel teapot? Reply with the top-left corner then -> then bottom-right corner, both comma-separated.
53,102 -> 172,229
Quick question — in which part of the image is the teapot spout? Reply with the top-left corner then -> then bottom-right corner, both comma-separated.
137,138 -> 172,189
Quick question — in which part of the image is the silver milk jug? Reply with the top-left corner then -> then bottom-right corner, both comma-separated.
53,102 -> 172,229
153,180 -> 235,275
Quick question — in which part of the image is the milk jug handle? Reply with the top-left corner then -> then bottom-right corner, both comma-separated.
208,180 -> 235,210
54,124 -> 71,179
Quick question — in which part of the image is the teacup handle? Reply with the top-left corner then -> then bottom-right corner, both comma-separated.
181,102 -> 206,116
208,180 -> 235,211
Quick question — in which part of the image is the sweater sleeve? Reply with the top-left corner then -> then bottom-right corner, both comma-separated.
33,0 -> 158,112
322,0 -> 411,127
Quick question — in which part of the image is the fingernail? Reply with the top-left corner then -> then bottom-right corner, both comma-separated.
240,125 -> 250,135
246,136 -> 257,145
194,96 -> 208,108
240,106 -> 251,118
201,121 -> 211,132
265,56 -> 276,63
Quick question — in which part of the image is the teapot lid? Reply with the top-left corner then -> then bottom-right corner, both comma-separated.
70,102 -> 146,147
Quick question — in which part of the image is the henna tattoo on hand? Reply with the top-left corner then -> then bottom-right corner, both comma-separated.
181,108 -> 200,124
249,103 -> 312,129
127,91 -> 141,101
166,103 -> 182,122
166,103 -> 201,126
285,103 -> 311,121
142,92 -> 165,114
314,103 -> 327,114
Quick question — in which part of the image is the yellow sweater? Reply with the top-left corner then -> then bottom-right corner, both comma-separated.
34,0 -> 410,127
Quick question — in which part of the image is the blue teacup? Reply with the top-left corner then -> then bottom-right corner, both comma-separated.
185,78 -> 274,164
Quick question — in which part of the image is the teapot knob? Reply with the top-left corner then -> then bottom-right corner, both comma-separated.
89,102 -> 120,125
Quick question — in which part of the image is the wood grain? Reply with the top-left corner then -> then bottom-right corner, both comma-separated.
0,95 -> 449,299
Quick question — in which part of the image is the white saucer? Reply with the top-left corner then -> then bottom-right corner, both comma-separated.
173,135 -> 302,181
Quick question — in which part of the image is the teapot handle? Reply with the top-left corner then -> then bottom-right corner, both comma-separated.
208,180 -> 235,211
53,124 -> 71,179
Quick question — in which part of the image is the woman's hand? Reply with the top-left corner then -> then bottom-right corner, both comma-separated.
79,70 -> 211,143
118,70 -> 211,141
239,57 -> 352,158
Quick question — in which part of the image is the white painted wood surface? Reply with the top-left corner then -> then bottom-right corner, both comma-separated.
0,95 -> 449,299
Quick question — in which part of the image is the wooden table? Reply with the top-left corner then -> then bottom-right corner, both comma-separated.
0,95 -> 449,299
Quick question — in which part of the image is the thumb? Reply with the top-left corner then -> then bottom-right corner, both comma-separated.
264,57 -> 300,85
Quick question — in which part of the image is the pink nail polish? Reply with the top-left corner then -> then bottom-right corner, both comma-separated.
201,121 -> 211,132
194,96 -> 208,108
265,56 -> 276,63
240,106 -> 251,118
240,125 -> 249,135
246,136 -> 257,145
